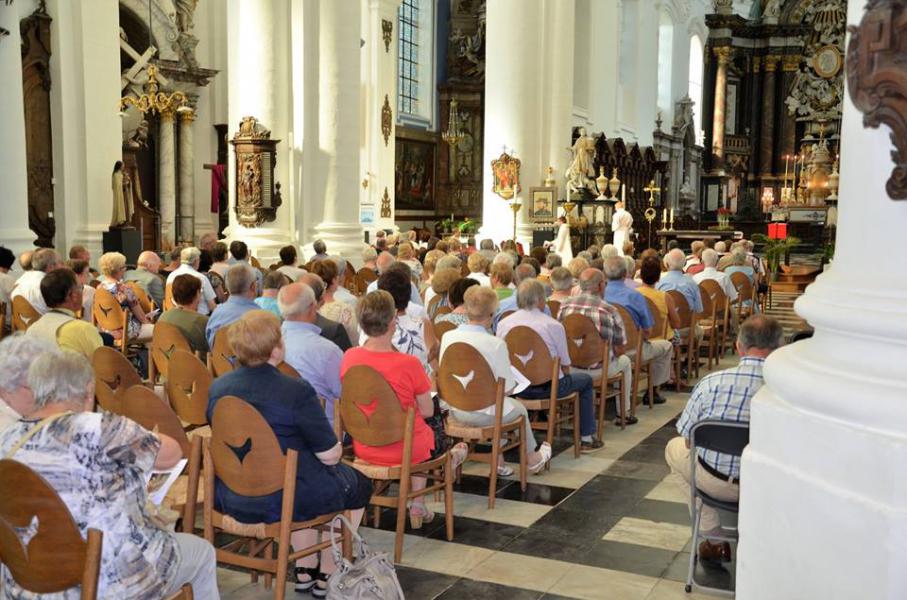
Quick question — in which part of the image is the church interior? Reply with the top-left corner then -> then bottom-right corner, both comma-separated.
0,0 -> 905,598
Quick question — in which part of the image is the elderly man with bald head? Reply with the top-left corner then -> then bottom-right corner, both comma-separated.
279,282 -> 343,424
558,268 -> 636,425
125,250 -> 165,308
299,272 -> 353,351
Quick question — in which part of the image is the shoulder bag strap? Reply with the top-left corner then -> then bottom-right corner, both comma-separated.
4,412 -> 72,459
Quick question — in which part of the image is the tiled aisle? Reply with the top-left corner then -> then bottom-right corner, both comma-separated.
218,354 -> 752,599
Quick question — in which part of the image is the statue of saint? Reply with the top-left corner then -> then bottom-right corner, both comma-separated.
611,200 -> 634,256
111,161 -> 134,228
127,120 -> 149,149
566,127 -> 597,196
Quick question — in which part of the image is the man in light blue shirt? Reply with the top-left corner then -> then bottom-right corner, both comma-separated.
492,263 -> 550,332
205,263 -> 260,348
278,281 -> 343,425
656,249 -> 704,314
603,257 -> 654,332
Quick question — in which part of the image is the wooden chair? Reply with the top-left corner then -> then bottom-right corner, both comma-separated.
277,361 -> 301,378
613,305 -> 655,413
433,319 -> 458,342
0,459 -> 103,599
92,346 -> 144,413
125,281 -> 155,314
250,256 -> 262,269
11,295 -> 41,332
729,271 -> 755,323
338,365 -> 454,563
438,343 -> 527,508
164,284 -> 175,311
504,326 -> 581,458
356,267 -> 378,286
699,280 -> 731,362
0,301 -> 5,338
150,321 -> 193,385
119,384 -> 202,534
643,296 -> 669,340
427,294 -> 446,320
167,349 -> 212,430
498,309 -> 515,322
562,313 -> 626,432
547,299 -> 561,319
204,396 -> 351,599
166,585 -> 194,600
208,326 -> 236,377
666,290 -> 699,387
92,286 -> 130,353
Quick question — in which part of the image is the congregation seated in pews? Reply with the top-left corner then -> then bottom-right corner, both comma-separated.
0,230 -> 775,597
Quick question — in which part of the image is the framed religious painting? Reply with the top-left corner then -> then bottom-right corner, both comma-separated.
394,138 -> 436,212
529,186 -> 557,222
491,152 -> 521,199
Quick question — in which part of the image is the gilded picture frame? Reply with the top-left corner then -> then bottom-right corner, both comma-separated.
491,152 -> 521,200
529,186 -> 557,222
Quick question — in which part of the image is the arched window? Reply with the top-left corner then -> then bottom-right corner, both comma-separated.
398,0 -> 436,128
657,11 -> 674,116
688,35 -> 704,144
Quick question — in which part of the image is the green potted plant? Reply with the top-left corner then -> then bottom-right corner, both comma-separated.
440,216 -> 457,235
751,233 -> 801,279
456,218 -> 478,235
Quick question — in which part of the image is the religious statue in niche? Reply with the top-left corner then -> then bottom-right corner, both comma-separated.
230,116 -> 282,227
490,152 -> 521,200
127,120 -> 150,149
111,161 -> 134,228
565,127 -> 597,197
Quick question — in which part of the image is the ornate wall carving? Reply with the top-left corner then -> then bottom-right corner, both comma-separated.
847,0 -> 907,200
20,4 -> 54,247
230,117 -> 282,227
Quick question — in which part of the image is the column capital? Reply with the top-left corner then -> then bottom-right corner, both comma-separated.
714,46 -> 733,66
764,55 -> 781,72
782,55 -> 801,72
752,56 -> 761,73
159,108 -> 176,122
178,108 -> 197,123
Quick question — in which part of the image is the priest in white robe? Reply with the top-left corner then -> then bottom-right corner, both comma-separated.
547,216 -> 573,262
611,201 -> 633,256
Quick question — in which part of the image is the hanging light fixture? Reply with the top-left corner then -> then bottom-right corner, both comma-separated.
441,99 -> 465,148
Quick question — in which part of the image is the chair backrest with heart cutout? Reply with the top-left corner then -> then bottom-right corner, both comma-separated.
437,342 -> 503,412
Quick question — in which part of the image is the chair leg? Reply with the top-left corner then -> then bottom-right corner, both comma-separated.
444,457 -> 454,541
488,439 -> 499,509
263,541 -> 275,590
572,396 -> 580,457
596,388 -> 605,442
342,511 -> 353,560
546,406 -> 556,470
394,476 -> 410,564
275,533 -> 289,600
618,377 -> 626,430
372,505 -> 381,529
687,503 -> 703,593
518,425 -> 528,491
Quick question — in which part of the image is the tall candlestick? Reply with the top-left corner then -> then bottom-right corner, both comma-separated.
670,208 -> 674,222
622,185 -> 626,203
662,208 -> 667,222
784,154 -> 790,188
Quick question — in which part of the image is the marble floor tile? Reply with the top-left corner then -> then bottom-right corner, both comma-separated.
399,537 -> 496,576
629,499 -> 693,526
644,477 -> 688,504
602,517 -> 692,552
644,578 -> 717,600
436,578 -> 545,599
426,490 -> 552,528
465,550 -> 564,593
551,562 -> 658,600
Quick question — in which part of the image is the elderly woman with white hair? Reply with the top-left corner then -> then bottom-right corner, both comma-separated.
97,251 -> 154,342
0,348 -> 220,598
0,335 -> 55,431
166,246 -> 218,315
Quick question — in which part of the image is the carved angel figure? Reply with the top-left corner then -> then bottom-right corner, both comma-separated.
565,128 -> 597,196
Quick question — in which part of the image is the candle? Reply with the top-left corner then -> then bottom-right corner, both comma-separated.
670,208 -> 674,223
784,155 -> 789,187
662,208 -> 667,222
621,185 -> 626,203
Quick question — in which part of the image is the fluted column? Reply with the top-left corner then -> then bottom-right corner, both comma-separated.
481,0 -> 574,248
759,55 -> 779,177
710,46 -> 732,171
158,110 -> 177,247
736,2 -> 907,597
178,109 -> 196,243
313,0 -> 363,258
0,3 -> 34,258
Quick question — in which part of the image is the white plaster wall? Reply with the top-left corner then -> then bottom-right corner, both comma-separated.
588,0 -> 620,136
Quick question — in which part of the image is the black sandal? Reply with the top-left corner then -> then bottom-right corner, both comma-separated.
294,566 -> 320,593
311,572 -> 329,598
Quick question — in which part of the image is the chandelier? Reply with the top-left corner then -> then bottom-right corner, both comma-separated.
441,99 -> 465,147
119,64 -> 189,116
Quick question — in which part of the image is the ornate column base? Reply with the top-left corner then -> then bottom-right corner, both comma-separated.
222,224 -> 293,265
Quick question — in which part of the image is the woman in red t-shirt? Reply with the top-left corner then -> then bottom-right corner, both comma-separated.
341,290 -> 465,528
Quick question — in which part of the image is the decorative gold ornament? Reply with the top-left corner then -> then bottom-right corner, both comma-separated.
714,46 -> 733,66
178,108 -> 197,123
764,55 -> 781,72
491,152 -> 521,200
608,168 -> 621,197
381,94 -> 392,146
509,201 -> 522,242
544,166 -> 556,187
382,19 -> 393,53
381,187 -> 392,218
813,45 -> 843,79
441,99 -> 464,148
119,64 -> 189,116
782,55 -> 801,72
230,116 -> 282,227
595,166 -> 608,200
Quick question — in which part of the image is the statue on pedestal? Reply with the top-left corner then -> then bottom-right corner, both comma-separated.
565,127 -> 597,197
110,161 -> 134,229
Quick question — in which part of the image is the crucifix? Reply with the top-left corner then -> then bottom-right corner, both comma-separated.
643,179 -> 661,248
644,179 -> 662,206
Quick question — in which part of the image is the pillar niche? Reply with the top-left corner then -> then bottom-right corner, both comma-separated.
710,46 -> 732,172
158,110 -> 177,247
481,0 -> 575,248
0,3 -> 34,257
178,109 -> 195,243
759,55 -> 779,176
313,0 -> 364,258
736,1 -> 907,596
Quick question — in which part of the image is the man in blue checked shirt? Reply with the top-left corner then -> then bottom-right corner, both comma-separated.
665,314 -> 784,564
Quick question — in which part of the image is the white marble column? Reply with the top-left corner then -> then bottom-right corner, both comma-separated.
178,109 -> 196,243
225,0 -> 293,262
364,0 -> 401,235
0,3 -> 35,259
736,2 -> 907,598
159,110 -> 177,246
313,0 -> 363,259
481,0 -> 575,249
710,46 -> 732,170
